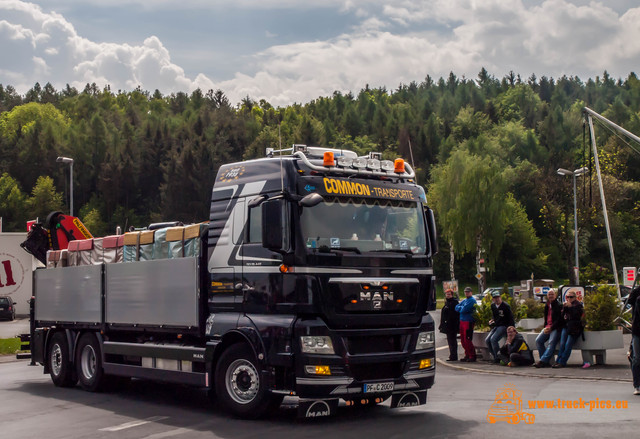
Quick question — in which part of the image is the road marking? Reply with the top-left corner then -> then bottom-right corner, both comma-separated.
139,421 -> 218,439
140,428 -> 189,438
99,416 -> 168,432
436,345 -> 448,351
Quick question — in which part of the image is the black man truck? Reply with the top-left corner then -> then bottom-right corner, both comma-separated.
23,144 -> 438,419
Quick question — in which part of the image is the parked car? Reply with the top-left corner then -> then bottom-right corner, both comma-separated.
0,296 -> 16,321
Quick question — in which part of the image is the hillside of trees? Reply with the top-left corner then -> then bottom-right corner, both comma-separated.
2,69 -> 640,284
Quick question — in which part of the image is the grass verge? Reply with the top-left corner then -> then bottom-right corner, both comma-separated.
0,338 -> 21,355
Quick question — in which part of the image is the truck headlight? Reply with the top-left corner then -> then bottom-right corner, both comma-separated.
416,331 -> 435,350
300,336 -> 335,354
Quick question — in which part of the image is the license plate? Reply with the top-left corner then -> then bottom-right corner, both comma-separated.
364,382 -> 394,393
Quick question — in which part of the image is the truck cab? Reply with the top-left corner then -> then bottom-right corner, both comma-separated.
206,145 -> 438,417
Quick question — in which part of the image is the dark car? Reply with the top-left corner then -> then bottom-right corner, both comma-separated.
0,296 -> 16,321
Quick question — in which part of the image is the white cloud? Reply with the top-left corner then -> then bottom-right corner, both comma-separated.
1,0 -> 640,107
0,1 -> 216,94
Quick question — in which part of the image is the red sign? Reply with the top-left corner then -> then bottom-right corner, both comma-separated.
26,220 -> 37,232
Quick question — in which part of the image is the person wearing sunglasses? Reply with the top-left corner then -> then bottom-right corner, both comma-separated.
553,292 -> 585,368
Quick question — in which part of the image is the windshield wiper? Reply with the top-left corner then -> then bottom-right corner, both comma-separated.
371,249 -> 414,254
318,246 -> 361,254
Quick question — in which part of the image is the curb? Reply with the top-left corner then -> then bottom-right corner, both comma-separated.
436,358 -> 630,383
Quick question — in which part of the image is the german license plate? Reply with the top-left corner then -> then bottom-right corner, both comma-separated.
364,382 -> 394,393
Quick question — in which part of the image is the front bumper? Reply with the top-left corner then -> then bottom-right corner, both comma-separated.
293,315 -> 435,409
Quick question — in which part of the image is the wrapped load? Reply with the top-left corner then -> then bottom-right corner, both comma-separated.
67,241 -> 79,266
184,223 -> 208,257
153,228 -> 169,260
92,237 -> 104,265
139,230 -> 155,261
78,239 -> 93,265
67,239 -> 93,266
166,226 -> 185,259
59,249 -> 68,267
123,231 -> 140,262
46,250 -> 60,268
103,235 -> 125,263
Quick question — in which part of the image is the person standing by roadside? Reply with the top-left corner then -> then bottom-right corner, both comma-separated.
534,288 -> 564,368
455,286 -> 477,362
485,291 -> 515,363
554,291 -> 585,368
439,288 -> 460,361
627,286 -> 640,395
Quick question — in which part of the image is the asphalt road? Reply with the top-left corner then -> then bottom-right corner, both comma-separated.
1,358 -> 638,439
0,317 -> 29,339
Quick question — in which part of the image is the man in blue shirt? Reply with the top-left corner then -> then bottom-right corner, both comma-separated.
455,286 -> 477,362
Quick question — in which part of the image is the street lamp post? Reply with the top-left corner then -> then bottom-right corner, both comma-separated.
56,157 -> 74,217
557,167 -> 589,284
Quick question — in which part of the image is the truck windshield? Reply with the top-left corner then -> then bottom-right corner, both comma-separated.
300,197 -> 427,254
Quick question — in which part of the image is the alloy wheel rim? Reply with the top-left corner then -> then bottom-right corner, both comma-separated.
225,359 -> 259,404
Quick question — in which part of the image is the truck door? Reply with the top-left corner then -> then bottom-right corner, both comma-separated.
240,198 -> 285,313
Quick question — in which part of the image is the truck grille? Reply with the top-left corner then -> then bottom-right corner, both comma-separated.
350,362 -> 405,381
345,335 -> 406,355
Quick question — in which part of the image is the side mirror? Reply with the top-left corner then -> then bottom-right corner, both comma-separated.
425,207 -> 438,256
262,199 -> 283,251
299,193 -> 323,207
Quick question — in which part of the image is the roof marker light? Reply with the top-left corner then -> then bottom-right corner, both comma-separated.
323,151 -> 335,167
394,158 -> 405,174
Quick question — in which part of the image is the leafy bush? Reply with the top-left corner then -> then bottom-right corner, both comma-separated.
522,298 -> 545,319
580,263 -> 612,285
584,284 -> 619,331
474,295 -> 493,330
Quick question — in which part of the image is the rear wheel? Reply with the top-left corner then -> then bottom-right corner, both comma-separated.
48,332 -> 76,387
76,333 -> 105,392
214,344 -> 283,418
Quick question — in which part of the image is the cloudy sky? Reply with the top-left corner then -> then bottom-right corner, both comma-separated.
1,0 -> 639,106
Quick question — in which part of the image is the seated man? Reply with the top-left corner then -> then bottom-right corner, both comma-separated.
485,290 -> 515,363
534,288 -> 563,368
497,326 -> 534,366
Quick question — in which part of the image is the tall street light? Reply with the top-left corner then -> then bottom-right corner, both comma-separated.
557,167 -> 589,284
56,156 -> 74,217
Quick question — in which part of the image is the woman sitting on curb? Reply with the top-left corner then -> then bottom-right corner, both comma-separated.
497,326 -> 534,367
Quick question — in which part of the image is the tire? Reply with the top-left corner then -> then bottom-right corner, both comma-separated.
214,343 -> 283,418
75,333 -> 105,392
47,332 -> 76,387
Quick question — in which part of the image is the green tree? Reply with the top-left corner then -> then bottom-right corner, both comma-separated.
428,148 -> 508,275
0,172 -> 27,231
26,176 -> 64,220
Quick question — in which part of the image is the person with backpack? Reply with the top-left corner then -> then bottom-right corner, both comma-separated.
439,288 -> 460,361
553,291 -> 585,368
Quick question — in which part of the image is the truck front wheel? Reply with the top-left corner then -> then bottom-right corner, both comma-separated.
214,343 -> 282,418
76,333 -> 105,392
48,332 -> 76,387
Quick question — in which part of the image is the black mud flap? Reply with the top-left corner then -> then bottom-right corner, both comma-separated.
298,398 -> 339,418
390,390 -> 427,409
